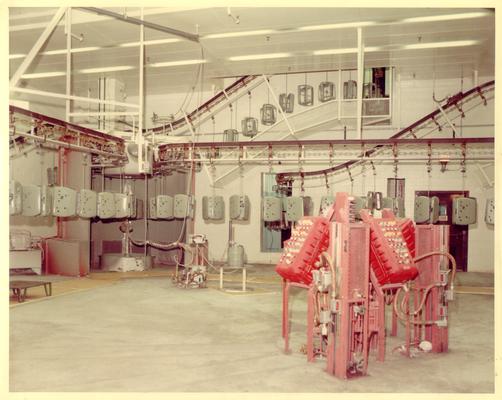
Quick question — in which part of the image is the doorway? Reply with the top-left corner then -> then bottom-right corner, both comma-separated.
415,190 -> 469,272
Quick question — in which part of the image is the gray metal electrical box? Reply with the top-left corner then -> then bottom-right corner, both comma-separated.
319,195 -> 335,215
40,186 -> 53,217
262,196 -> 282,222
430,196 -> 440,224
174,194 -> 194,219
452,197 -> 477,225
485,199 -> 494,224
114,193 -> 129,219
381,197 -> 394,210
52,186 -> 77,217
149,197 -> 157,220
97,192 -> 116,219
77,189 -> 97,218
21,185 -> 41,217
202,195 -> 225,220
156,195 -> 173,219
302,196 -> 314,216
9,180 -> 23,215
414,196 -> 430,223
229,195 -> 250,220
285,197 -> 304,222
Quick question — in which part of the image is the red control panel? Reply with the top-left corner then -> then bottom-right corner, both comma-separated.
275,216 -> 330,285
361,211 -> 418,285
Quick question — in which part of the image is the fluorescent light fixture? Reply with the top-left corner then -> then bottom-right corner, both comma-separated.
9,54 -> 26,60
79,66 -> 135,74
298,21 -> 376,31
41,46 -> 102,56
402,40 -> 479,50
313,46 -> 382,55
21,71 -> 66,79
203,29 -> 277,39
400,11 -> 490,24
119,38 -> 181,47
149,59 -> 206,68
228,52 -> 292,61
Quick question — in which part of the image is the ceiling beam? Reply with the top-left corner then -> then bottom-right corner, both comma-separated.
76,7 -> 199,43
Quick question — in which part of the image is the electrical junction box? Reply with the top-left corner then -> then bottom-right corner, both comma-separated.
202,196 -> 225,220
414,196 -> 431,223
262,196 -> 282,222
52,186 -> 77,217
156,195 -> 173,219
128,195 -> 137,219
285,197 -> 304,222
229,195 -> 250,221
149,197 -> 157,219
40,186 -> 53,217
319,195 -> 335,216
114,193 -> 129,219
429,196 -> 440,224
485,199 -> 495,225
452,197 -> 477,225
302,196 -> 314,216
21,185 -> 41,217
10,180 -> 23,215
97,192 -> 116,219
174,194 -> 194,219
76,189 -> 97,218
381,197 -> 394,210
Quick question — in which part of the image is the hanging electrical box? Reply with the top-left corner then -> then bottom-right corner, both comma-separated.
21,185 -> 41,217
114,193 -> 129,219
97,192 -> 116,219
430,196 -> 440,223
40,186 -> 53,217
241,117 -> 258,137
318,81 -> 335,102
279,93 -> 294,113
52,186 -> 77,217
387,178 -> 406,199
414,196 -> 431,223
156,195 -> 173,219
298,84 -> 314,106
9,180 -> 23,215
229,195 -> 250,221
262,196 -> 282,222
202,195 -> 225,220
260,104 -> 277,125
485,198 -> 495,225
174,194 -> 194,219
285,197 -> 304,222
319,195 -> 335,216
77,189 -> 97,218
363,83 -> 378,98
128,194 -> 137,219
343,80 -> 357,99
223,129 -> 239,142
149,197 -> 157,220
452,197 -> 477,225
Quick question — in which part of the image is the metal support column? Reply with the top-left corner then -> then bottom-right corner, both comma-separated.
356,27 -> 364,139
65,8 -> 72,121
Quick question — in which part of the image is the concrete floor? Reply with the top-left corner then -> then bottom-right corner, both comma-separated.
10,273 -> 494,392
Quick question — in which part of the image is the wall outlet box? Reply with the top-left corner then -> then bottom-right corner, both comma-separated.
9,180 -> 23,215
262,196 -> 282,222
156,195 -> 174,219
52,186 -> 77,217
21,185 -> 41,217
202,196 -> 225,220
229,195 -> 250,220
97,192 -> 116,219
77,189 -> 97,218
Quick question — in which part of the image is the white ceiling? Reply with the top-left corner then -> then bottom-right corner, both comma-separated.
9,7 -> 495,96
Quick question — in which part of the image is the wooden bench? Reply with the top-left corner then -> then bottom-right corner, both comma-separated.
10,280 -> 52,303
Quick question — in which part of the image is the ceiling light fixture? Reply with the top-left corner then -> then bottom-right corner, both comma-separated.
149,59 -> 207,67
119,38 -> 181,47
79,66 -> 135,74
203,29 -> 277,39
228,52 -> 292,61
9,54 -> 25,60
402,40 -> 480,50
21,71 -> 66,79
298,21 -> 376,31
400,11 -> 490,24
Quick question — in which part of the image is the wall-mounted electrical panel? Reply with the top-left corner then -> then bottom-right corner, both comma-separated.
10,180 -> 23,215
262,196 -> 282,222
485,198 -> 495,225
97,192 -> 116,219
52,186 -> 77,217
414,196 -> 430,223
174,194 -> 194,219
76,189 -> 97,218
452,197 -> 477,225
202,195 -> 225,220
156,195 -> 173,219
229,195 -> 250,221
285,197 -> 304,222
114,193 -> 129,219
149,197 -> 157,219
319,195 -> 335,216
21,185 -> 41,217
40,186 -> 53,217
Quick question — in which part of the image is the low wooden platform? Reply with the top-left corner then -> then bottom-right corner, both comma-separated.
10,280 -> 52,303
